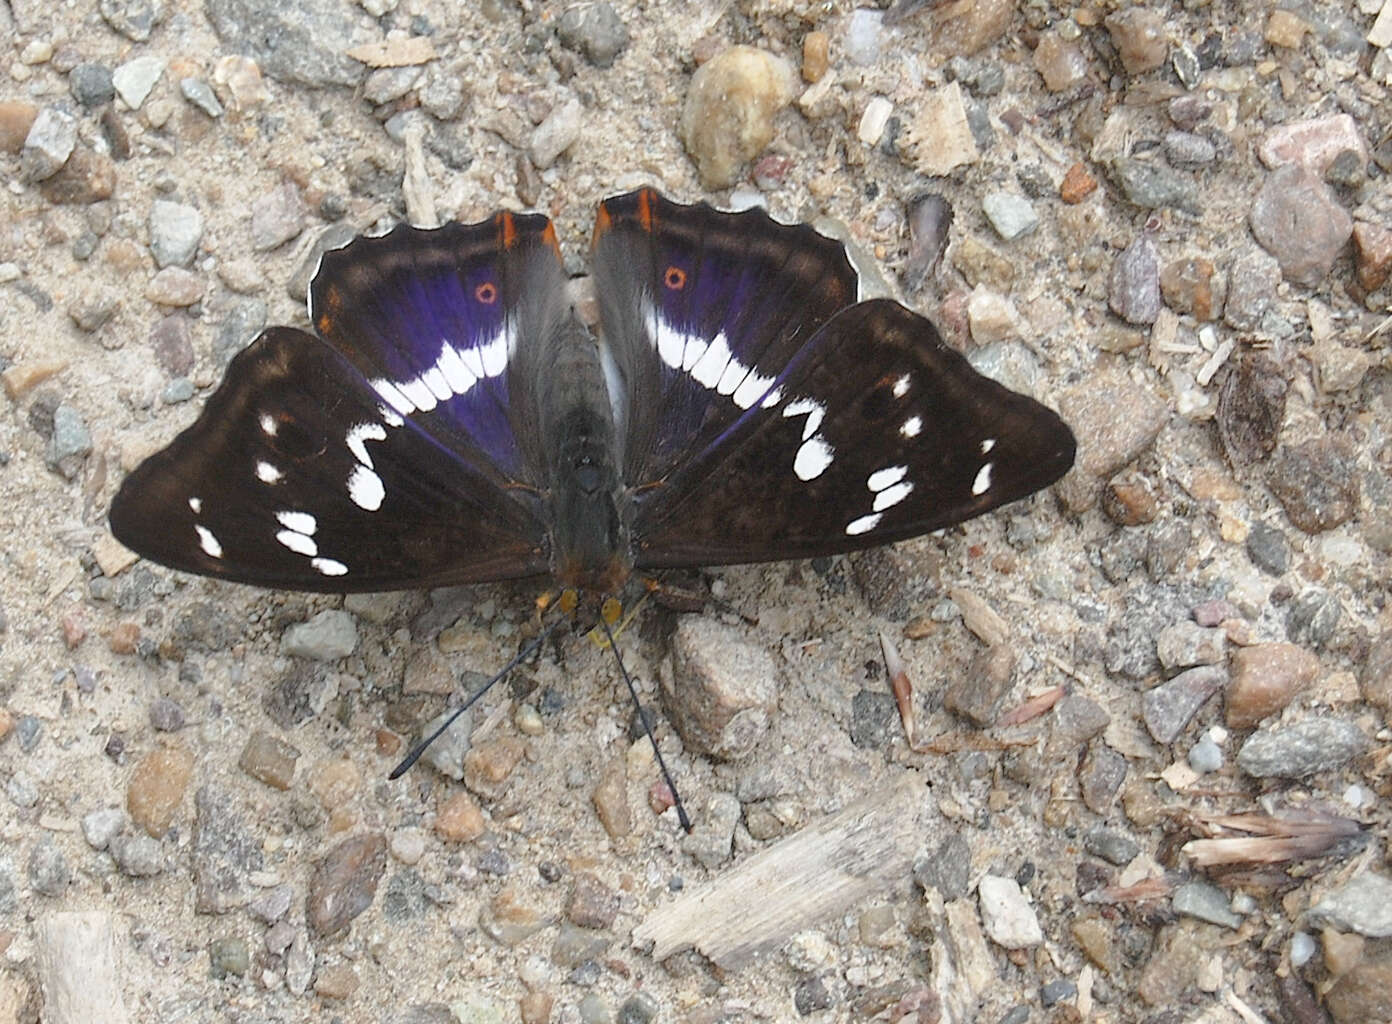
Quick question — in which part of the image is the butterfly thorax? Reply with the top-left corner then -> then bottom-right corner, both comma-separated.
538,317 -> 634,594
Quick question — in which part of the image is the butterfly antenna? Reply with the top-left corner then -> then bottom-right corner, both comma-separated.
389,621 -> 561,780
599,616 -> 693,833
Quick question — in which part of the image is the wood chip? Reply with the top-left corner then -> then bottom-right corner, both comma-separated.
91,534 -> 138,579
37,912 -> 132,1024
345,37 -> 437,68
633,773 -> 926,969
948,587 -> 1009,646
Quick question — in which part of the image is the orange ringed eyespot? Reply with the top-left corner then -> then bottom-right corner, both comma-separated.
663,266 -> 686,290
475,282 -> 498,304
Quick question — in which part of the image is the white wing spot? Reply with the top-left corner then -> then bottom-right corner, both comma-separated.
436,343 -> 476,394
398,376 -> 438,413
275,510 -> 317,535
783,397 -> 826,440
348,464 -> 385,511
256,461 -> 283,484
477,326 -> 512,377
972,462 -> 994,496
794,437 -> 834,481
188,496 -> 202,514
900,416 -> 922,439
846,513 -> 882,536
874,480 -> 914,512
420,365 -> 452,403
732,371 -> 777,410
312,557 -> 348,576
259,413 -> 277,436
867,465 -> 908,492
892,374 -> 911,398
195,525 -> 222,558
377,404 -> 404,428
689,332 -> 733,389
346,422 -> 387,468
371,378 -> 415,416
276,529 -> 318,557
980,438 -> 996,454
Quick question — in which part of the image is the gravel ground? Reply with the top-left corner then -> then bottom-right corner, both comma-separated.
1,1 -> 1390,1022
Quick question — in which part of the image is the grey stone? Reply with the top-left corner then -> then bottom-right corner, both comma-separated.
47,404 -> 92,479
1083,827 -> 1139,866
1223,246 -> 1281,330
1237,718 -> 1368,778
1163,130 -> 1217,166
1156,621 -> 1225,671
110,832 -> 165,876
281,609 -> 358,661
680,792 -> 741,868
192,784 -> 264,913
100,0 -> 163,40
1108,235 -> 1161,325
22,107 -> 77,181
529,95 -> 583,170
1246,522 -> 1290,575
1286,589 -> 1340,648
204,0 -> 372,88
69,63 -> 116,107
81,807 -> 126,850
418,707 -> 472,781
1308,873 -> 1392,938
1188,737 -> 1223,773
660,617 -> 776,759
1111,157 -> 1201,213
180,78 -> 224,118
149,200 -> 204,268
362,65 -> 421,105
250,183 -> 307,251
556,1 -> 630,68
113,56 -> 166,109
982,191 -> 1039,241
1173,880 -> 1242,928
28,836 -> 71,896
1249,164 -> 1353,287
214,299 -> 268,362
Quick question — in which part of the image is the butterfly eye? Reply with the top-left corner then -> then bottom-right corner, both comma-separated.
475,281 -> 498,304
663,266 -> 687,291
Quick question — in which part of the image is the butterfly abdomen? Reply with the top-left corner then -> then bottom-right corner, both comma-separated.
538,316 -> 634,594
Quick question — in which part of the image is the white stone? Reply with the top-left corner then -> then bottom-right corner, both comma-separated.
977,875 -> 1043,949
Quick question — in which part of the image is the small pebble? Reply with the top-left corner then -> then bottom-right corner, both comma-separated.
1249,165 -> 1352,287
680,46 -> 798,189
110,832 -> 164,876
306,832 -> 387,937
148,697 -> 186,732
555,1 -> 630,68
529,96 -> 583,171
844,8 -> 884,66
1267,439 -> 1359,534
144,268 -> 204,307
1108,235 -> 1161,325
250,183 -> 307,251
21,107 -> 77,181
69,63 -> 115,107
978,875 -> 1043,949
1237,719 -> 1368,778
81,807 -> 126,849
982,192 -> 1039,241
1226,643 -> 1319,728
127,744 -> 194,837
1188,737 -> 1223,773
1106,8 -> 1168,74
209,936 -> 250,978
149,200 -> 204,268
113,56 -> 165,109
435,790 -> 485,843
238,730 -> 300,790
281,610 -> 358,661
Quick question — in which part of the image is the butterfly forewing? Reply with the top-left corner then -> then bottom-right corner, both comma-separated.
309,211 -> 570,486
109,219 -> 575,592
629,298 -> 1076,569
592,189 -> 859,485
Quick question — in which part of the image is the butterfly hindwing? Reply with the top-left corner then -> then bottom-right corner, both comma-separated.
629,298 -> 1077,569
591,189 -> 859,485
